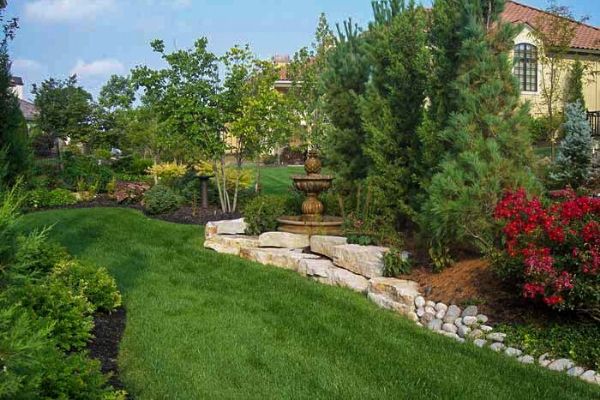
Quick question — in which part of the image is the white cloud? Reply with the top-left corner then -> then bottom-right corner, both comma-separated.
24,0 -> 116,23
70,58 -> 124,78
11,58 -> 43,71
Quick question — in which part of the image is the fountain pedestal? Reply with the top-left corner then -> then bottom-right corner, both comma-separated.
277,151 -> 343,236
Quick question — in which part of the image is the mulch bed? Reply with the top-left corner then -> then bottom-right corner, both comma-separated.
88,307 -> 127,391
401,259 -> 561,325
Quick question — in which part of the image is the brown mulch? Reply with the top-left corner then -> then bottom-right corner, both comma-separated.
401,259 -> 553,324
88,308 -> 127,391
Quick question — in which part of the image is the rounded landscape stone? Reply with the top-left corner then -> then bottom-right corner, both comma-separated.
517,355 -> 535,364
442,323 -> 458,334
457,325 -> 471,338
469,329 -> 484,339
421,312 -> 435,324
462,316 -> 478,326
461,305 -> 478,317
416,307 -> 425,317
567,366 -> 585,377
473,339 -> 487,348
424,306 -> 436,315
425,300 -> 436,308
443,305 -> 461,323
427,318 -> 443,331
435,302 -> 448,312
486,332 -> 506,342
547,358 -> 575,372
490,342 -> 505,352
480,325 -> 493,333
435,309 -> 446,320
415,296 -> 425,308
504,347 -> 522,357
476,314 -> 488,324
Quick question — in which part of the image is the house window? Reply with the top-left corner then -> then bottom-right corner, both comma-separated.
514,43 -> 538,92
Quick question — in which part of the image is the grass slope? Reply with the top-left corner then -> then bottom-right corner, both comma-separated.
19,208 -> 600,400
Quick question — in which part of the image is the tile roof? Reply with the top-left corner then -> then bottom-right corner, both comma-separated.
502,1 -> 600,51
10,76 -> 23,86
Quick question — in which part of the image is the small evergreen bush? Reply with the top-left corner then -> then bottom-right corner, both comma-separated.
550,101 -> 593,189
143,184 -> 183,215
243,195 -> 295,235
51,260 -> 121,312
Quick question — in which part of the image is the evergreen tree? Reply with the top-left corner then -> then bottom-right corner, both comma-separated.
421,0 -> 538,263
550,101 -> 592,189
418,0 -> 463,177
361,0 -> 429,224
321,20 -> 370,184
564,60 -> 586,110
0,8 -> 30,185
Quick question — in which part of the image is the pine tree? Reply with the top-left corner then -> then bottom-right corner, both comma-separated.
420,0 -> 538,262
550,101 -> 592,189
0,9 -> 30,186
564,60 -> 586,111
418,0 -> 463,178
321,20 -> 370,184
360,0 -> 429,224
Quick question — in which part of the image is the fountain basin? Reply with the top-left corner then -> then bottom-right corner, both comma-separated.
277,215 -> 343,236
292,175 -> 334,193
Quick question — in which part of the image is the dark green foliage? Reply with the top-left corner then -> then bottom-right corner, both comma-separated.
12,279 -> 94,350
564,60 -> 586,111
25,187 -> 77,208
361,0 -> 429,224
499,321 -> 600,370
321,20 -> 370,182
51,259 -> 121,312
550,101 -> 592,188
420,0 -> 539,260
61,151 -> 115,191
0,14 -> 30,186
32,75 -> 94,146
12,229 -> 68,278
143,184 -> 183,215
243,194 -> 295,235
383,248 -> 412,276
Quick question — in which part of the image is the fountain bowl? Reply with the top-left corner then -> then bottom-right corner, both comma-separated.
277,215 -> 343,236
292,175 -> 333,193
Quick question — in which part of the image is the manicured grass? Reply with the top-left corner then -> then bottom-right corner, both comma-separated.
259,165 -> 304,195
19,208 -> 600,399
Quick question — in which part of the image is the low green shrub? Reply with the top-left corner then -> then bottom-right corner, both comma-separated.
26,188 -> 78,209
52,260 -> 121,312
13,279 -> 94,351
143,184 -> 183,215
497,321 -> 600,370
12,229 -> 69,278
243,194 -> 295,235
383,248 -> 412,276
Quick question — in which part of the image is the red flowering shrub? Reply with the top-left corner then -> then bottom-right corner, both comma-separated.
494,188 -> 600,318
113,181 -> 149,204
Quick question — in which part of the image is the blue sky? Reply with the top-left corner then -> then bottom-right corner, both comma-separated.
5,0 -> 600,100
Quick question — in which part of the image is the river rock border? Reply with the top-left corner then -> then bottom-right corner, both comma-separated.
204,219 -> 600,386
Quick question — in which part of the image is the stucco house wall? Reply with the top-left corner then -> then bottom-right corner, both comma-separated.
512,25 -> 600,115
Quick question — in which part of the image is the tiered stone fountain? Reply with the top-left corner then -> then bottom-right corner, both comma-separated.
277,150 -> 343,235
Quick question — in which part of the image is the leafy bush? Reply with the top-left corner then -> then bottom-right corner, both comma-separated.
51,260 -> 121,312
143,184 -> 183,215
195,160 -> 253,189
383,248 -> 412,276
61,152 -> 114,191
147,162 -> 187,186
26,188 -> 78,208
112,156 -> 153,176
243,194 -> 295,235
494,188 -> 600,319
498,321 -> 600,370
114,181 -> 149,203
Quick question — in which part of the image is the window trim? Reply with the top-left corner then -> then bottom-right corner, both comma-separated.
514,43 -> 538,93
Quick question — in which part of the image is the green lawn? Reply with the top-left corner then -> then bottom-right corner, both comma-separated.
259,165 -> 304,195
19,208 -> 600,400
